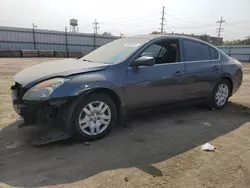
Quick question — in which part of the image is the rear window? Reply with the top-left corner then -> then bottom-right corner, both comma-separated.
209,47 -> 219,60
182,40 -> 210,61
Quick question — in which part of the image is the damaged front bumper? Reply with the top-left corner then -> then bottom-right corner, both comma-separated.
12,99 -> 74,145
11,82 -> 72,125
12,99 -> 67,125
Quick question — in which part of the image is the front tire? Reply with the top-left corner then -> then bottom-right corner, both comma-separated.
210,79 -> 231,109
71,93 -> 117,140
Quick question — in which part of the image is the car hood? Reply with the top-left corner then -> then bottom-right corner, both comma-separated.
14,59 -> 109,87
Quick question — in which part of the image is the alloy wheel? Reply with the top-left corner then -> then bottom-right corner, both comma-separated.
215,84 -> 229,107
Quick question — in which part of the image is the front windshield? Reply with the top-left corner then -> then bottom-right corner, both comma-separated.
81,37 -> 149,64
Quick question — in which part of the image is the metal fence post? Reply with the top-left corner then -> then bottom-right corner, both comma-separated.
229,44 -> 232,56
65,27 -> 69,57
32,23 -> 37,50
93,32 -> 96,50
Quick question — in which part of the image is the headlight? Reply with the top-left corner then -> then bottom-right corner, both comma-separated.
22,78 -> 69,101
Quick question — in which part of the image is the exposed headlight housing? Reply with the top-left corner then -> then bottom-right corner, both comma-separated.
22,78 -> 69,101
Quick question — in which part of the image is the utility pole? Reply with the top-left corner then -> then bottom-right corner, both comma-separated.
93,19 -> 99,49
93,19 -> 99,34
160,6 -> 165,34
216,17 -> 225,38
65,27 -> 69,57
32,23 -> 37,50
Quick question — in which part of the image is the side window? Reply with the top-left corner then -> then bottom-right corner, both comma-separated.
137,39 -> 179,65
209,47 -> 219,60
158,48 -> 167,58
183,40 -> 210,61
141,44 -> 165,58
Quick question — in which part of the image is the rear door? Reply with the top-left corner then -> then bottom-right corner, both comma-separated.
181,39 -> 221,99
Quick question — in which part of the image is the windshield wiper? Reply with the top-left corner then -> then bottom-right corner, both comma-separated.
82,59 -> 93,62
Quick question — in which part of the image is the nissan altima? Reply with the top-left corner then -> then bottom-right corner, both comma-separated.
11,35 -> 243,140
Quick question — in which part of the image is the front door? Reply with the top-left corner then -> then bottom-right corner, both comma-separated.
124,39 -> 186,110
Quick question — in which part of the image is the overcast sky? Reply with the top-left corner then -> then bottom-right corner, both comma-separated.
0,0 -> 249,40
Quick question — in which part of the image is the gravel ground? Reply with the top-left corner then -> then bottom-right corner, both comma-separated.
0,58 -> 250,188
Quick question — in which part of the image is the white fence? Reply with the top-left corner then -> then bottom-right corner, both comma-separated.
1,26 -> 249,61
217,45 -> 250,62
0,26 -> 119,53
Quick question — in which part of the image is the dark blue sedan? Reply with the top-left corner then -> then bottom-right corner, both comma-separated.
11,35 -> 243,140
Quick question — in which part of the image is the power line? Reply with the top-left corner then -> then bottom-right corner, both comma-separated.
103,8 -> 160,23
216,16 -> 226,37
106,23 -> 159,28
106,17 -> 159,27
224,26 -> 250,34
224,22 -> 250,31
160,6 -> 165,34
171,23 -> 216,29
226,20 -> 250,24
164,7 -> 208,21
106,12 -> 160,25
167,13 -> 210,25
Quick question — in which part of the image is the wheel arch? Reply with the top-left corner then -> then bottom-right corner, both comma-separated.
85,88 -> 122,113
57,87 -> 122,134
219,76 -> 233,96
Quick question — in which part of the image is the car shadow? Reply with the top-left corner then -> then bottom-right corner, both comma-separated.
0,102 -> 250,187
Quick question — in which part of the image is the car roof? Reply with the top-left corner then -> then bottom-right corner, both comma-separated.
126,34 -> 212,45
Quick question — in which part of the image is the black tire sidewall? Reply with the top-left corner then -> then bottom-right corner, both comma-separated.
71,93 -> 117,140
211,79 -> 231,109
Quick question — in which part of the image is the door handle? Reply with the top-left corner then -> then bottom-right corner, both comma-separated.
173,70 -> 183,76
213,65 -> 220,70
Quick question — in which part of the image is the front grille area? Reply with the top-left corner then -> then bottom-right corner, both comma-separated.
11,82 -> 27,99
11,82 -> 26,116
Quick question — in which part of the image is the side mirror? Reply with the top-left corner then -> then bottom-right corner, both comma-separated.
130,56 -> 155,67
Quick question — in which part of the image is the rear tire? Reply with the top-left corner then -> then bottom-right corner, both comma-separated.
71,93 -> 117,141
210,79 -> 231,109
